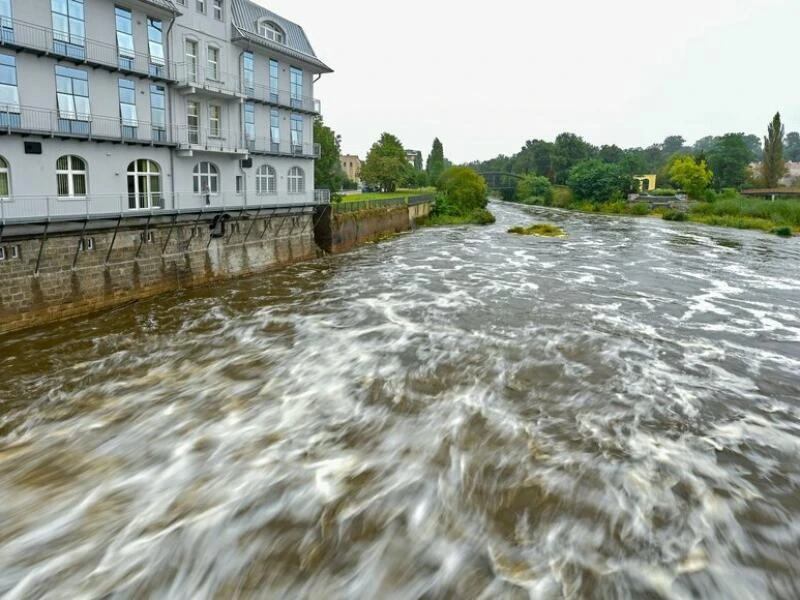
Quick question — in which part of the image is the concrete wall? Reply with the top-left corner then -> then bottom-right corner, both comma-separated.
326,206 -> 411,254
0,213 -> 315,334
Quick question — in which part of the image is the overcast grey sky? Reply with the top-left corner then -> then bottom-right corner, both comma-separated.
256,0 -> 800,164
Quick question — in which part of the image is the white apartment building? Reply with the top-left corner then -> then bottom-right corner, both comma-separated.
0,0 -> 332,221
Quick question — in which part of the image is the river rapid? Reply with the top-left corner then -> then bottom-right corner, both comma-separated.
1,201 -> 799,599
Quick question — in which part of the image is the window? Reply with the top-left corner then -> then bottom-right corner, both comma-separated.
209,104 -> 221,137
150,84 -> 166,141
187,100 -> 199,144
193,162 -> 218,194
118,79 -> 138,138
115,7 -> 134,69
0,0 -> 13,43
290,114 -> 303,154
0,155 -> 9,198
127,159 -> 161,209
287,166 -> 304,194
290,67 -> 303,109
269,59 -> 279,103
0,54 -> 21,128
243,102 -> 255,146
55,65 -> 90,134
207,46 -> 219,80
269,108 -> 280,151
51,0 -> 85,58
185,39 -> 198,83
255,164 -> 276,195
212,0 -> 222,20
235,175 -> 243,194
257,21 -> 284,43
196,0 -> 205,13
79,237 -> 94,251
148,18 -> 165,76
56,155 -> 87,197
241,51 -> 254,95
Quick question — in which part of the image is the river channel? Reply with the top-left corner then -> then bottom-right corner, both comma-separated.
1,201 -> 799,599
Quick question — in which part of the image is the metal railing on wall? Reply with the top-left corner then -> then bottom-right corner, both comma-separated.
332,197 -> 408,214
0,191 -> 329,223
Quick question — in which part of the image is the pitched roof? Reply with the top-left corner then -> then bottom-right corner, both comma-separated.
230,0 -> 333,73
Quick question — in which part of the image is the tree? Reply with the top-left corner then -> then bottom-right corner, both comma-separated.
598,144 -> 626,165
413,151 -> 423,172
668,155 -> 712,198
313,118 -> 343,193
661,135 -> 687,162
784,131 -> 800,162
512,139 -> 554,178
517,174 -> 552,203
693,136 -> 717,154
360,132 -> 412,192
436,167 -> 488,214
762,112 -> 785,187
551,133 -> 596,184
425,138 -> 446,185
743,134 -> 763,162
707,133 -> 753,190
566,159 -> 633,202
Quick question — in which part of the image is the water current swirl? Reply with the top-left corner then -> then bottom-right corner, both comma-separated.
1,201 -> 799,599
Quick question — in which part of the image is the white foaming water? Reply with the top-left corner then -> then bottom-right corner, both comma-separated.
0,202 -> 799,598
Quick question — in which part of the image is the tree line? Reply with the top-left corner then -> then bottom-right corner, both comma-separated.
468,112 -> 797,200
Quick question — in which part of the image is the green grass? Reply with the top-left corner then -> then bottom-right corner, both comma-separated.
339,188 -> 435,203
508,223 -> 566,237
419,208 -> 496,226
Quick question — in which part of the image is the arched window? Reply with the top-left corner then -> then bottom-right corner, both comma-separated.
255,164 -> 276,195
56,155 -> 87,197
257,20 -> 284,43
193,161 -> 219,194
0,156 -> 9,199
127,160 -> 161,209
287,166 -> 304,194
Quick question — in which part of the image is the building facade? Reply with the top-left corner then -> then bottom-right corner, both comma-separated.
339,153 -> 361,185
0,0 -> 332,221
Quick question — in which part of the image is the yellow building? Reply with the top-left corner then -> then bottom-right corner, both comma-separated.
633,174 -> 657,192
340,154 -> 362,184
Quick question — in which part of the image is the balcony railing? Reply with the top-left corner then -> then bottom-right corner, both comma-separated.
176,63 -> 321,114
0,104 -> 177,145
314,189 -> 331,204
243,137 -> 321,159
0,18 -> 176,82
0,192 -> 324,224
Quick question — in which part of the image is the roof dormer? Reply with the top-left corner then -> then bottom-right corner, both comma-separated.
257,20 -> 285,44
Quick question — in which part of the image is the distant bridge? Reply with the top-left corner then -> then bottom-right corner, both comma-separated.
479,172 -> 526,191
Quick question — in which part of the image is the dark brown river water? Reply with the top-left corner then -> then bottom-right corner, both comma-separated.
1,202 -> 799,599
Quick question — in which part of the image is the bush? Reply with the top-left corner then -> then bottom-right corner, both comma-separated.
471,208 -> 496,224
567,159 -> 633,202
630,202 -> 651,215
517,175 -> 553,204
771,226 -> 793,237
436,166 -> 489,215
508,223 -> 566,237
648,188 -> 680,196
662,210 -> 688,221
551,185 -> 574,208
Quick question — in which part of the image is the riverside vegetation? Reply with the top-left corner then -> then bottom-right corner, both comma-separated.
508,223 -> 566,237
471,112 -> 800,237
420,167 -> 496,226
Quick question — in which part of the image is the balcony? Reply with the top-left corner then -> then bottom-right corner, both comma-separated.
175,64 -> 321,114
176,124 -> 249,155
240,81 -> 321,115
0,192 -> 322,224
0,105 -> 177,146
174,64 -> 245,100
244,137 -> 321,159
0,18 -> 176,83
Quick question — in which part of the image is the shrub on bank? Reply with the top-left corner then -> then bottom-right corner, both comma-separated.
426,167 -> 495,226
662,210 -> 688,221
508,223 -> 566,237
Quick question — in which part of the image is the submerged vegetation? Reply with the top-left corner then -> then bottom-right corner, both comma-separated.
508,223 -> 566,237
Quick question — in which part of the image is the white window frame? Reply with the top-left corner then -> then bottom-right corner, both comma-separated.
127,159 -> 161,209
212,0 -> 222,20
255,164 -> 276,195
193,161 -> 219,194
207,45 -> 219,80
0,155 -> 9,199
185,39 -> 198,83
56,155 -> 87,198
287,166 -> 304,194
196,0 -> 205,14
209,104 -> 221,137
257,21 -> 284,43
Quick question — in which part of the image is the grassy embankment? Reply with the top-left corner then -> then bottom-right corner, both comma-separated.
516,186 -> 800,236
338,188 -> 436,203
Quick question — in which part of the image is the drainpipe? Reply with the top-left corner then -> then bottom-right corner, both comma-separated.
166,11 -> 178,209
